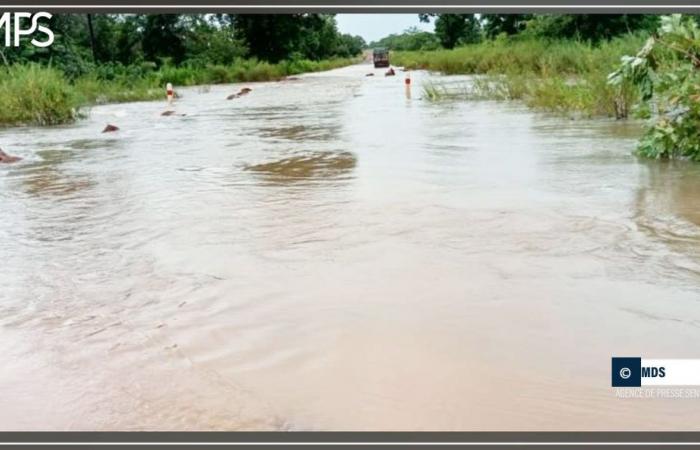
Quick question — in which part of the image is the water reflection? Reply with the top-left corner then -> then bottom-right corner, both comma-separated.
22,167 -> 94,198
256,124 -> 342,142
636,160 -> 700,228
11,149 -> 94,198
245,151 -> 356,184
631,160 -> 700,282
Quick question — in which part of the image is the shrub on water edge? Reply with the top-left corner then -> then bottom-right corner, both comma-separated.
156,65 -> 200,86
203,65 -> 233,84
242,61 -> 284,82
0,64 -> 80,126
609,15 -> 700,160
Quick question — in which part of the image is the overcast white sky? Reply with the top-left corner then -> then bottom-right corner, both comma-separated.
336,14 -> 434,43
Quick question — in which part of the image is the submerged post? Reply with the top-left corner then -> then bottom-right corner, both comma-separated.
405,71 -> 411,100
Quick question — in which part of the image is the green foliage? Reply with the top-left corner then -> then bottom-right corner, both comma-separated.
521,72 -> 636,117
3,14 -> 362,70
392,15 -> 664,119
395,34 -> 645,118
181,15 -> 248,66
368,27 -> 439,51
609,14 -> 700,160
419,14 -> 481,49
478,14 -> 659,42
142,15 -> 187,65
435,14 -> 481,48
335,34 -> 367,58
524,15 -> 659,41
0,65 -> 80,126
407,14 -> 661,51
229,14 -> 363,63
481,14 -> 532,38
422,72 -> 636,118
394,34 -> 643,75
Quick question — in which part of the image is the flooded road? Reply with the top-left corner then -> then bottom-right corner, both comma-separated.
1,63 -> 700,431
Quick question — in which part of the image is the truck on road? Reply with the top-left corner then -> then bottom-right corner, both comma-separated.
373,48 -> 390,68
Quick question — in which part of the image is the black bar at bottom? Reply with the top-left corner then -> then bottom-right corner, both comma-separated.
0,432 -> 699,443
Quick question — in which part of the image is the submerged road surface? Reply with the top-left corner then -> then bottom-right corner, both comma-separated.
1,63 -> 700,431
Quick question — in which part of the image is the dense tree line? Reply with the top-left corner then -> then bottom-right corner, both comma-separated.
369,14 -> 664,51
418,14 -> 481,49
0,14 -> 366,76
368,27 -> 441,51
0,14 -> 678,72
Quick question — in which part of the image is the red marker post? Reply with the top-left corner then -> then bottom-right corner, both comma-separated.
166,82 -> 174,106
404,71 -> 411,99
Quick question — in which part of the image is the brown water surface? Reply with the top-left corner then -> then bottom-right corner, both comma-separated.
1,64 -> 700,431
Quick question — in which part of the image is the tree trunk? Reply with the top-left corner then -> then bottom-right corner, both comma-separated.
86,14 -> 97,63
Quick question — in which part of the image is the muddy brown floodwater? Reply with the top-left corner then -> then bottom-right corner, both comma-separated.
1,64 -> 700,431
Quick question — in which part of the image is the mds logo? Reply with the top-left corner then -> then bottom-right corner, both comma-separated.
0,12 -> 54,48
612,357 -> 666,387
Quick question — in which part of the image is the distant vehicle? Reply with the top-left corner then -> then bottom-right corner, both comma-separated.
373,48 -> 390,68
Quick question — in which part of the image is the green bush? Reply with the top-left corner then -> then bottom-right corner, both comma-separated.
609,15 -> 700,160
0,64 -> 80,126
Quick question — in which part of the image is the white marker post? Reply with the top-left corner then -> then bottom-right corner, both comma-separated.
405,71 -> 411,100
166,82 -> 174,106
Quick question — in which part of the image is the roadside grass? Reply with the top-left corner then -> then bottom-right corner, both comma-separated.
0,65 -> 81,126
397,35 -> 645,118
0,57 -> 358,127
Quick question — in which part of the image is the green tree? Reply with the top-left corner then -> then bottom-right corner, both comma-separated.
525,14 -> 659,41
335,34 -> 366,57
369,27 -> 439,51
142,14 -> 186,65
112,15 -> 146,66
481,14 -> 531,38
298,14 -> 340,60
231,15 -> 306,62
419,14 -> 480,49
230,14 -> 359,62
181,15 -> 246,65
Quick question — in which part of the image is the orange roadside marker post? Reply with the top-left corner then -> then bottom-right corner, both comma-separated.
405,71 -> 411,100
166,82 -> 174,106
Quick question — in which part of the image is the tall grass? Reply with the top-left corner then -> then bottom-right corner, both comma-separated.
396,35 -> 645,118
0,57 -> 358,126
0,65 -> 80,126
394,35 -> 643,76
